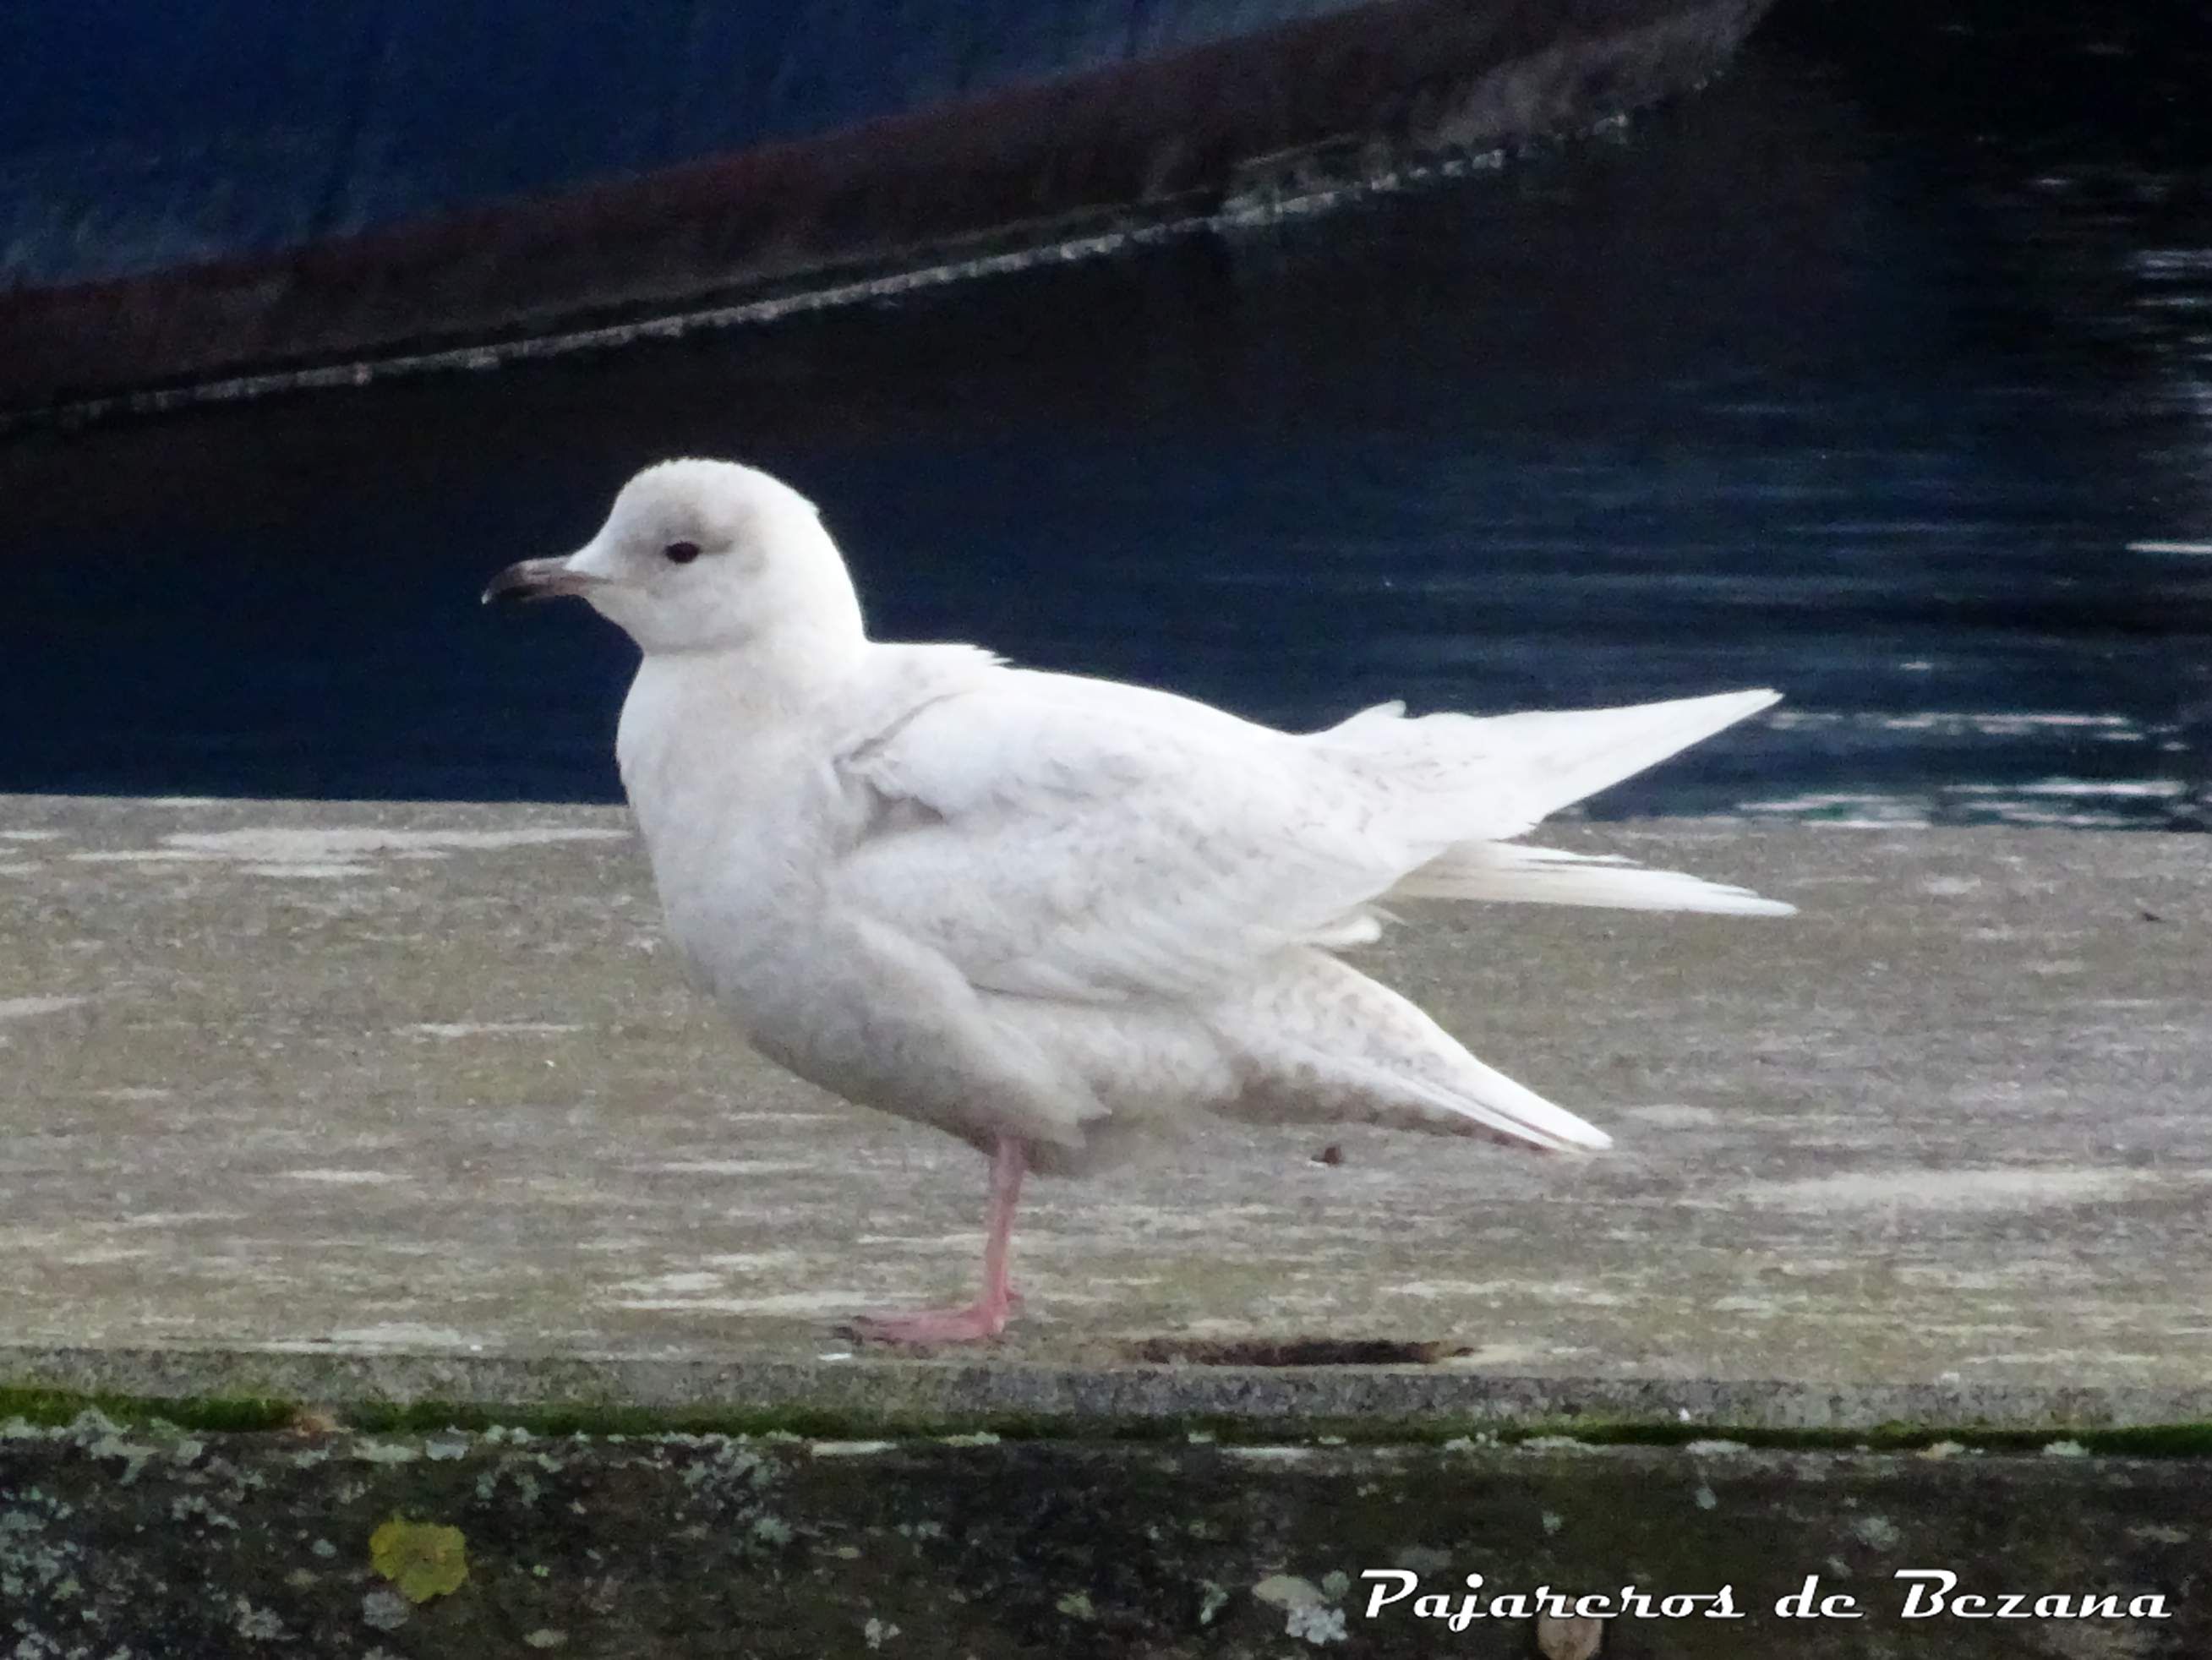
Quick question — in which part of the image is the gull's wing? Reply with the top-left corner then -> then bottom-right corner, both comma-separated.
833,669 -> 1423,1005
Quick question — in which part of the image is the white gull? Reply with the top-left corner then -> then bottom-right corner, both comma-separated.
485,458 -> 1791,1343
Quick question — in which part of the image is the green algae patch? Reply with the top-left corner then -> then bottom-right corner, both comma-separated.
0,1385 -> 298,1433
7,1379 -> 2212,1460
1480,1419 -> 2212,1458
2078,1422 -> 2212,1458
370,1515 -> 470,1603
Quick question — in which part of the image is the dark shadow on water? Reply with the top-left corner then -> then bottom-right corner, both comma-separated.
3,0 -> 2210,826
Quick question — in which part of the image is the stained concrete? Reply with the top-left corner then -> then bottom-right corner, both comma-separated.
4,1410 -> 2203,1659
3,795 -> 2210,1419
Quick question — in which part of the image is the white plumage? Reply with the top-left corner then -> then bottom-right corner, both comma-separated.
487,458 -> 1792,1342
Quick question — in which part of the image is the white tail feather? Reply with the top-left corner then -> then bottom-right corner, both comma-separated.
1394,842 -> 1794,916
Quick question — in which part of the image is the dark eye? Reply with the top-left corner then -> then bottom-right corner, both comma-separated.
663,540 -> 702,565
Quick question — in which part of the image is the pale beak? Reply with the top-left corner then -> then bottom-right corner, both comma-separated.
482,556 -> 607,605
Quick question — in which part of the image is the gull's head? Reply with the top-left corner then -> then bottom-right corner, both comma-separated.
483,458 -> 864,657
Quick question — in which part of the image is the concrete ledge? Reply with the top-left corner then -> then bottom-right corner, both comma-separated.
7,1346 -> 2212,1443
3,1406 -> 2201,1659
6,796 -> 2209,1655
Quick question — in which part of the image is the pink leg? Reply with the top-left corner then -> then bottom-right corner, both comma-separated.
849,1137 -> 1028,1345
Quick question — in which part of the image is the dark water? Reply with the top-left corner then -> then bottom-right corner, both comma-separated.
4,0 -> 2211,826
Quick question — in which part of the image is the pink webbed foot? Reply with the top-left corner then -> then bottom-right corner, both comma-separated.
846,1136 -> 1030,1346
846,1301 -> 1012,1346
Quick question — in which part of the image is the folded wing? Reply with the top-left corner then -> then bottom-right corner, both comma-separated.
833,670 -> 1787,1007
835,673 -> 1417,1004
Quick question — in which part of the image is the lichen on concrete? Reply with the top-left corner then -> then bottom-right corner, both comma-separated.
369,1515 -> 469,1601
3,1414 -> 2203,1656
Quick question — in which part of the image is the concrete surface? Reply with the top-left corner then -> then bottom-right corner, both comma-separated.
3,795 -> 2210,1419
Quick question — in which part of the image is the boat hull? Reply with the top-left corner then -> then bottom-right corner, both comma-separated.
0,0 -> 1772,416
